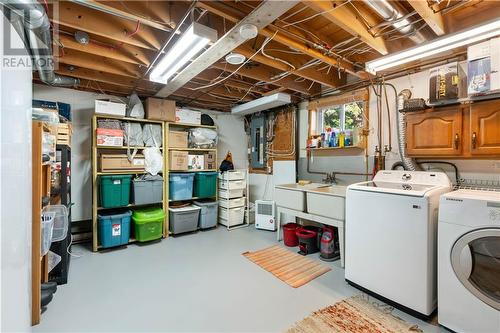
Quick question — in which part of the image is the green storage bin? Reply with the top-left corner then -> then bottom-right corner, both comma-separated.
100,175 -> 133,208
194,172 -> 218,198
132,207 -> 165,242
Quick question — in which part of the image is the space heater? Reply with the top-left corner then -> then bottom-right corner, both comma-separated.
255,200 -> 276,231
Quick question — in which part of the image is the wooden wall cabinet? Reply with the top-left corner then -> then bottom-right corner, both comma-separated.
470,99 -> 500,156
406,99 -> 500,158
406,105 -> 464,156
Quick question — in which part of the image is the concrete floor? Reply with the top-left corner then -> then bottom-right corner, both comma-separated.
35,227 -> 447,332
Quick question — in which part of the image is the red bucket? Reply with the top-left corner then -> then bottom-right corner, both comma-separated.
283,223 -> 300,247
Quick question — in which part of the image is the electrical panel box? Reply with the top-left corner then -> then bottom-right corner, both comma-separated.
250,115 -> 266,168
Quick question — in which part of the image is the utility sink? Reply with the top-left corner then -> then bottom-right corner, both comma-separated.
274,183 -> 327,212
306,185 -> 347,220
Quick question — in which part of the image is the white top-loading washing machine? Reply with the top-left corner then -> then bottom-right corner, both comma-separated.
345,170 -> 452,318
438,189 -> 500,333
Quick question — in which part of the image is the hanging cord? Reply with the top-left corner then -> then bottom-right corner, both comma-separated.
192,31 -> 279,90
382,79 -> 392,152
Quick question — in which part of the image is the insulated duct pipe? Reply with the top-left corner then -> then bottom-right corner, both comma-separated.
1,0 -> 79,87
364,0 -> 427,44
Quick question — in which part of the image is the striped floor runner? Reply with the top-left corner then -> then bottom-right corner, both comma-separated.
243,245 -> 331,288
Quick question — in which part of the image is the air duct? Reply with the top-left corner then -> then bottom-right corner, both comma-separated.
1,0 -> 80,87
364,0 -> 427,44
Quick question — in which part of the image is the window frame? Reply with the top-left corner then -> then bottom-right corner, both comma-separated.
308,88 -> 369,138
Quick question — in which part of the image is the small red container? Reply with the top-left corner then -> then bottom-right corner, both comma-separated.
283,223 -> 300,247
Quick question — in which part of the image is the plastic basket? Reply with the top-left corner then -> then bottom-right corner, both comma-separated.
41,212 -> 55,256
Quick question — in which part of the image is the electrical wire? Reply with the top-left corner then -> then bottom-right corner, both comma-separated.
191,31 -> 279,90
282,0 -> 352,27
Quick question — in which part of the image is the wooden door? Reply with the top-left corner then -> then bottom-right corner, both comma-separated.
470,100 -> 500,156
406,106 -> 463,156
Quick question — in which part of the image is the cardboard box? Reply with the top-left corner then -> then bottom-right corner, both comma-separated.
95,100 -> 126,116
100,154 -> 145,172
204,161 -> 216,170
429,63 -> 459,103
145,98 -> 176,122
175,108 -> 201,125
204,152 -> 216,170
168,130 -> 188,148
188,154 -> 204,170
169,151 -> 188,171
96,128 -> 124,146
467,37 -> 500,95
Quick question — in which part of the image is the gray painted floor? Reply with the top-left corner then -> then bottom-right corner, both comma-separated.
35,227 -> 447,332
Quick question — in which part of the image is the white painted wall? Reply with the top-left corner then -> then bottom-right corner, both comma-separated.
1,13 -> 32,332
33,84 -> 124,221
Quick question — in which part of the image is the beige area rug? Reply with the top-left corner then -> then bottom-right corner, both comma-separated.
285,295 -> 423,333
242,245 -> 331,288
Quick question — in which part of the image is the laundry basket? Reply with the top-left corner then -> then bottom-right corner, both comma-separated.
41,212 -> 56,256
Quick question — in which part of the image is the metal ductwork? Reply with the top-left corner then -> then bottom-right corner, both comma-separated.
364,0 -> 427,44
1,0 -> 79,87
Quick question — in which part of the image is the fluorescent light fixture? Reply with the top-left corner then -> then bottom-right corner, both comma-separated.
231,93 -> 291,115
150,22 -> 217,84
366,18 -> 500,74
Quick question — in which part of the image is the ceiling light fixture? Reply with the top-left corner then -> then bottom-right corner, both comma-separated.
366,18 -> 500,74
225,52 -> 246,65
150,22 -> 217,84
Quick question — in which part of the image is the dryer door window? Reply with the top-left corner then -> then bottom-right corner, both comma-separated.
451,228 -> 500,311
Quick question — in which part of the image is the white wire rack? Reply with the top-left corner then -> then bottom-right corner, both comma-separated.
453,178 -> 500,192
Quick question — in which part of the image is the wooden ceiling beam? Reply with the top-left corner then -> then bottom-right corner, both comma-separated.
302,1 -> 388,55
57,49 -> 142,78
197,1 -> 364,78
235,44 -> 346,88
57,34 -> 149,66
182,83 -> 254,102
54,66 -> 161,92
50,2 -> 166,51
211,62 -> 319,96
70,0 -> 175,32
407,0 -> 446,36
194,72 -> 267,94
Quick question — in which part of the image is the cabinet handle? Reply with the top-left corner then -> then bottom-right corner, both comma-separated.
472,132 -> 477,149
454,133 -> 460,150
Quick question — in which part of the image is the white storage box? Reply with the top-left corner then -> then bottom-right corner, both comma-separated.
95,100 -> 126,116
175,108 -> 201,125
219,206 -> 245,227
219,170 -> 245,181
219,188 -> 244,199
219,197 -> 245,209
219,179 -> 246,190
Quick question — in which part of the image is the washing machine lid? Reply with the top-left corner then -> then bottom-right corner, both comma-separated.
349,181 -> 439,197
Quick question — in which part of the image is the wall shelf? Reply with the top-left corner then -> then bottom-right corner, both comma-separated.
169,122 -> 216,129
305,145 -> 365,151
168,148 -> 217,152
95,114 -> 163,124
97,202 -> 163,210
169,196 -> 216,203
97,146 -> 163,150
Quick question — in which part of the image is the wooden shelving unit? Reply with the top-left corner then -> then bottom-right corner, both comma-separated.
91,115 -> 168,252
166,122 -> 218,235
31,121 -> 52,325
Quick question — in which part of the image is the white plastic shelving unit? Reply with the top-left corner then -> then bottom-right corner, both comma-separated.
218,169 -> 250,230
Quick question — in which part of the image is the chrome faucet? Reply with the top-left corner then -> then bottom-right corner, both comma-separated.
323,172 -> 337,184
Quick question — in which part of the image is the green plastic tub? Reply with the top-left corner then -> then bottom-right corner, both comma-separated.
132,207 -> 165,242
100,175 -> 133,208
194,172 -> 218,198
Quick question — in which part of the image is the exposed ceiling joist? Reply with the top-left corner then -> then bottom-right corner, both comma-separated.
302,1 -> 388,55
51,2 -> 165,50
155,0 -> 300,97
211,62 -> 319,95
57,49 -> 142,78
197,1 -> 364,78
236,45 -> 346,88
57,34 -> 148,66
69,0 -> 175,32
407,0 -> 446,36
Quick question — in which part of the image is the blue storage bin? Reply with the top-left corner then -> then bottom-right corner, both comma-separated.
169,173 -> 195,201
98,210 -> 132,248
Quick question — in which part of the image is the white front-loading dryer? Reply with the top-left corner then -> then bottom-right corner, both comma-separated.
438,189 -> 500,333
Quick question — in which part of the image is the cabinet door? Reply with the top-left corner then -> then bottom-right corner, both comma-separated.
470,100 -> 500,156
406,107 -> 462,156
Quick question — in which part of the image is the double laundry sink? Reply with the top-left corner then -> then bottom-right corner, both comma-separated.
274,183 -> 346,221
